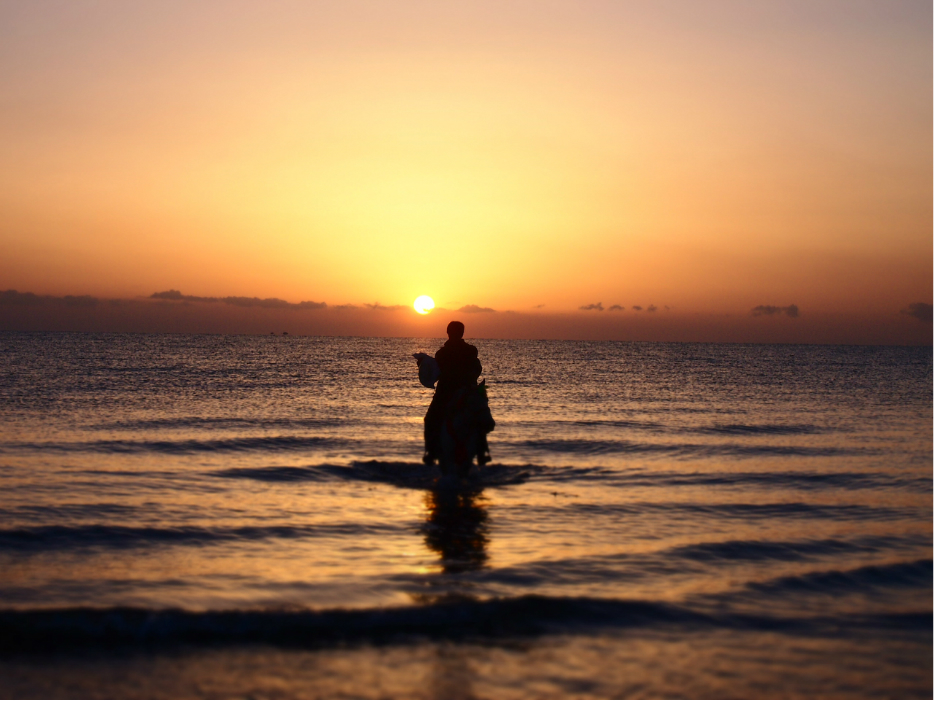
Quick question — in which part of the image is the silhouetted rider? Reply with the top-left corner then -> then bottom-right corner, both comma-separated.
423,320 -> 482,465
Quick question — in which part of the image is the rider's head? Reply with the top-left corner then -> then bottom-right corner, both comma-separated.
447,321 -> 465,340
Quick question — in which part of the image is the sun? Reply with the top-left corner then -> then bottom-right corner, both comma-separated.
413,295 -> 435,315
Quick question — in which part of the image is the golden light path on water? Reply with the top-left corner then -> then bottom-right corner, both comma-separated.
0,336 -> 930,697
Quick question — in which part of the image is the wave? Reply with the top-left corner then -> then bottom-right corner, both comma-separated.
667,535 -> 920,563
747,558 -> 933,595
516,438 -> 855,458
699,423 -> 822,436
213,465 -> 352,482
536,419 -> 667,431
527,500 -> 914,522
214,461 -> 533,489
0,523 -> 400,551
0,433 -> 895,463
209,461 -> 926,494
2,435 -> 345,455
532,420 -> 822,436
94,417 -> 352,431
1,503 -> 142,520
0,596 -> 927,653
443,537 -> 929,591
563,467 -> 928,491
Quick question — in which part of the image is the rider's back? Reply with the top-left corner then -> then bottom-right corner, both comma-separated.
434,338 -> 482,397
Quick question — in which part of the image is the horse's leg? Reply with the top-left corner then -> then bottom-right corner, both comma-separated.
455,432 -> 478,479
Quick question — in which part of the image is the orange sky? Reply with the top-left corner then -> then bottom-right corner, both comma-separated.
0,0 -> 930,341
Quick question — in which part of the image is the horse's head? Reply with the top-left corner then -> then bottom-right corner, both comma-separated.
469,381 -> 495,434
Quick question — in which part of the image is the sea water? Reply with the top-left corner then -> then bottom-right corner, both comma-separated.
0,332 -> 930,698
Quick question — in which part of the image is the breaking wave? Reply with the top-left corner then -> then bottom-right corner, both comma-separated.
0,595 -> 928,654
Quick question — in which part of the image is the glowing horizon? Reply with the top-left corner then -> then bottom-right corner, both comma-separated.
0,0 -> 930,341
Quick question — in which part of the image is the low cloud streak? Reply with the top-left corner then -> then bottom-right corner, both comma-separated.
1,290 -> 99,308
901,302 -> 932,323
152,290 -> 326,310
752,304 -> 799,318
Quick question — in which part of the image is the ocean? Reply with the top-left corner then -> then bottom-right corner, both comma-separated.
0,332 -> 930,698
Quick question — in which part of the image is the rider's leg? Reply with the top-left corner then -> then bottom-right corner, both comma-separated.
423,394 -> 444,464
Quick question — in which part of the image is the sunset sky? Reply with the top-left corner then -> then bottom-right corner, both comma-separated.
0,0 -> 930,342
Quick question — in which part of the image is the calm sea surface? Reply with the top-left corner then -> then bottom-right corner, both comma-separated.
0,332 -> 930,698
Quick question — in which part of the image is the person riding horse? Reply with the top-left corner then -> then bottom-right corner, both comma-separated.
422,321 -> 489,466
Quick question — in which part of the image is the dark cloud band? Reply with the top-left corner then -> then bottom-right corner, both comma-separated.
901,302 -> 932,323
752,304 -> 799,318
151,290 -> 326,310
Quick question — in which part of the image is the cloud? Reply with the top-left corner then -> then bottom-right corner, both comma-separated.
224,296 -> 291,309
751,304 -> 799,318
901,302 -> 933,322
608,304 -> 624,311
1,290 -> 98,307
458,304 -> 496,313
150,289 -> 196,301
632,305 -> 643,311
579,302 -> 604,311
533,304 -> 545,309
365,302 -> 406,311
647,304 -> 657,312
151,290 -> 326,310
2,288 -> 930,345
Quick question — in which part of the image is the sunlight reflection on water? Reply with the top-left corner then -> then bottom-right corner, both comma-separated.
0,332 -> 930,697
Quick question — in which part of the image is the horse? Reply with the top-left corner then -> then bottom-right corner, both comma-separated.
437,380 -> 495,480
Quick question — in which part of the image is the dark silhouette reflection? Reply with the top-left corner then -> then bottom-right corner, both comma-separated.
428,643 -> 478,700
421,487 -> 489,575
421,492 -> 486,700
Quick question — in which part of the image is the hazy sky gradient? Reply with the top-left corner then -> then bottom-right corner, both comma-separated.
0,0 -> 930,340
